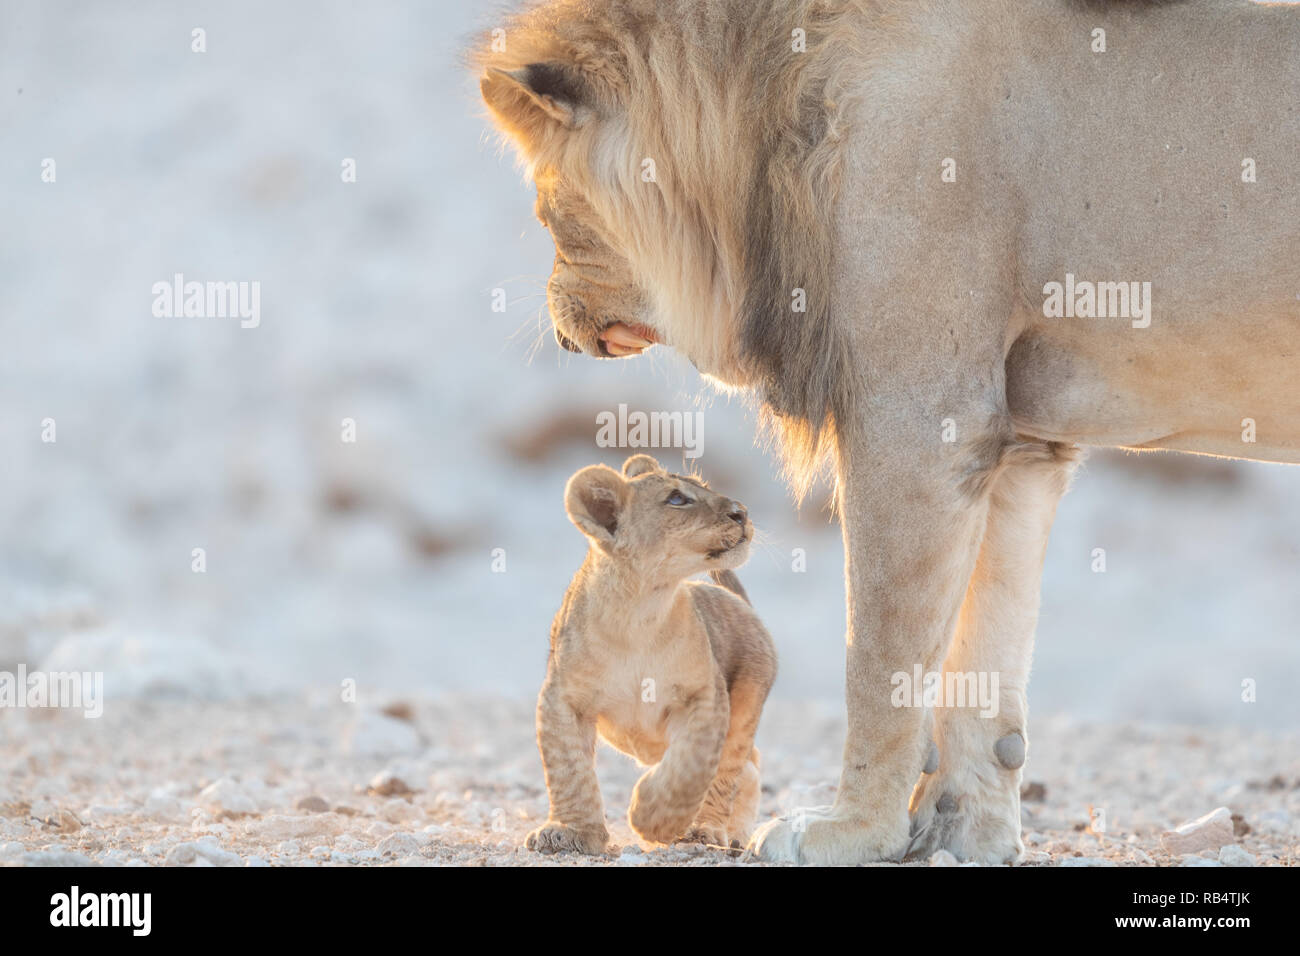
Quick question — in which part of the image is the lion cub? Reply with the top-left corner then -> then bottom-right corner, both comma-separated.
525,454 -> 777,854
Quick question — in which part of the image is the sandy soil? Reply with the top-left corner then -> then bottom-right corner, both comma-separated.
2,696 -> 1296,867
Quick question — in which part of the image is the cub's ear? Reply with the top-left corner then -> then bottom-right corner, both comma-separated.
480,62 -> 585,141
565,464 -> 627,548
622,455 -> 662,478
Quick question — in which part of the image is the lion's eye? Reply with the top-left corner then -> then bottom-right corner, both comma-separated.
666,490 -> 691,506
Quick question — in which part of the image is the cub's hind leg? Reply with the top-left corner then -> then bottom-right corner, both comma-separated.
725,749 -> 762,846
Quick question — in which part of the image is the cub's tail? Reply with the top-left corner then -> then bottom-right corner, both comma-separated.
708,569 -> 751,606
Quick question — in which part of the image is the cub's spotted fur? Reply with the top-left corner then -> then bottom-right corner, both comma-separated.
526,455 -> 777,854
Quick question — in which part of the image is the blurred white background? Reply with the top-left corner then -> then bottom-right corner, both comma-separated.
2,0 -> 1297,729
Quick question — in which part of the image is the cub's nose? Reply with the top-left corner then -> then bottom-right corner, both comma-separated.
725,500 -> 748,525
555,329 -> 583,353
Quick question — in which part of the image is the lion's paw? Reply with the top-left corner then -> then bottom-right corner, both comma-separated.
524,821 -> 609,855
907,751 -> 1023,865
744,806 -> 910,865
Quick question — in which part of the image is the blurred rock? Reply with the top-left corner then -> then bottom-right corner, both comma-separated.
295,795 -> 330,814
342,710 -> 421,757
1218,844 -> 1257,867
199,778 -> 257,818
1161,807 -> 1233,854
40,628 -> 240,700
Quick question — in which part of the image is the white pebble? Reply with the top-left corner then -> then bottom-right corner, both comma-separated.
1218,844 -> 1256,867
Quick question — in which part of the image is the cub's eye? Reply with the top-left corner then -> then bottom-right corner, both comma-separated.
665,490 -> 691,506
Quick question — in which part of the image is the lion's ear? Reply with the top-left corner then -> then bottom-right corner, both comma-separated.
565,464 -> 627,549
622,455 -> 662,478
480,63 -> 585,144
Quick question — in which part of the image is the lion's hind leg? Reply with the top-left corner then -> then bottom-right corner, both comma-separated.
907,442 -> 1079,864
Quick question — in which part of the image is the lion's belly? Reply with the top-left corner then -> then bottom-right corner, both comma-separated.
1006,306 -> 1300,464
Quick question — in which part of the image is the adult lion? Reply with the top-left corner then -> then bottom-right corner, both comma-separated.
476,0 -> 1300,864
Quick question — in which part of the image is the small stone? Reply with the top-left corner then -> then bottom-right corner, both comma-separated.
1160,807 -> 1233,855
928,849 -> 959,866
618,847 -> 649,866
166,841 -> 240,867
342,711 -> 421,757
43,809 -> 82,833
1059,857 -> 1117,867
1179,854 -> 1223,867
21,850 -> 97,867
295,795 -> 330,814
1023,831 -> 1048,846
1230,813 -> 1251,837
245,856 -> 270,867
1020,781 -> 1047,802
143,796 -> 184,827
1218,844 -> 1256,867
198,778 -> 256,818
366,820 -> 397,840
380,701 -> 416,723
193,840 -> 241,867
368,764 -> 418,797
247,814 -> 340,842
164,843 -> 196,865
376,832 -> 421,858
993,732 -> 1026,770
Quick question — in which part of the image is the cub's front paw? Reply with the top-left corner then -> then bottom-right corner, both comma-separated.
680,823 -> 729,849
524,821 -> 609,855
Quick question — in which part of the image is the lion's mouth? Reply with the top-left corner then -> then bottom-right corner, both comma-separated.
599,322 -> 659,357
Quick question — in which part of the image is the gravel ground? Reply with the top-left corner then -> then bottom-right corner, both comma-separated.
1,696 -> 1296,867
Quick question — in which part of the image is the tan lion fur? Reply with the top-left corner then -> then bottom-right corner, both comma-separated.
525,455 -> 777,854
480,0 -> 1299,863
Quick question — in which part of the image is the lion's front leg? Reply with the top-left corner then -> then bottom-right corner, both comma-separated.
908,443 -> 1079,864
749,419 -> 998,864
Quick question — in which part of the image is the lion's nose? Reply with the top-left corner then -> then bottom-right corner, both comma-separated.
725,501 -> 748,525
555,329 -> 583,353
